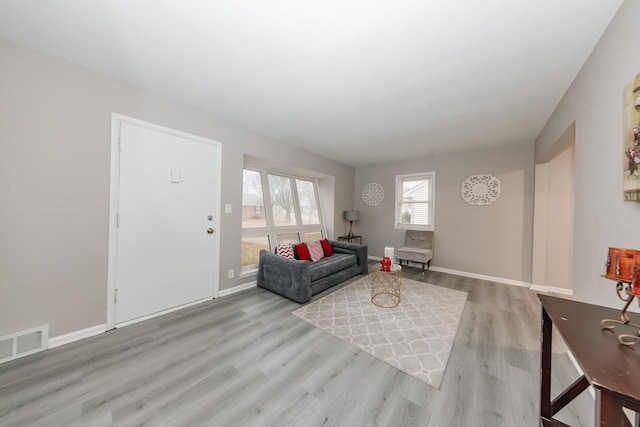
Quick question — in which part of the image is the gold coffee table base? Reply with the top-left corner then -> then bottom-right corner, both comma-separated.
370,264 -> 402,308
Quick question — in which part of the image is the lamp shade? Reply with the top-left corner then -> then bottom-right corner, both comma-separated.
343,210 -> 360,221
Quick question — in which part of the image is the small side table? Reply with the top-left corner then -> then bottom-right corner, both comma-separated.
338,235 -> 362,244
370,264 -> 402,308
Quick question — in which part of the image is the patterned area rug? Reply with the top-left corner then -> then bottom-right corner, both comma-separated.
292,276 -> 467,388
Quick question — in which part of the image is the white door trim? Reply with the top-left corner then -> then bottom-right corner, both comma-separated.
106,113 -> 222,330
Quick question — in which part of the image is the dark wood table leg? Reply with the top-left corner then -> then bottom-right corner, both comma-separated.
596,390 -> 632,427
541,307 -> 553,423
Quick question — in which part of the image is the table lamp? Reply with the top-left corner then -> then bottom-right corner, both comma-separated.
343,210 -> 360,238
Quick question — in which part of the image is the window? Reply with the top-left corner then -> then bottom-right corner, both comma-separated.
242,169 -> 266,228
276,233 -> 300,245
268,174 -> 296,226
303,231 -> 323,241
395,172 -> 435,230
241,235 -> 270,268
296,179 -> 320,225
241,167 -> 326,274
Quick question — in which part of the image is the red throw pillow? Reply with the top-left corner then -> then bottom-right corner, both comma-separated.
320,238 -> 333,257
294,242 -> 311,261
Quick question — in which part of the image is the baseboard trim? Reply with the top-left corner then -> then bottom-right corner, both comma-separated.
368,257 -> 531,288
117,297 -> 213,329
530,284 -> 573,297
48,284 -> 258,350
429,266 -> 531,288
48,324 -> 107,349
218,281 -> 257,297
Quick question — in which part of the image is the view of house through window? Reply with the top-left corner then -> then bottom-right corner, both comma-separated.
241,167 -> 325,273
242,169 -> 266,228
395,172 -> 435,230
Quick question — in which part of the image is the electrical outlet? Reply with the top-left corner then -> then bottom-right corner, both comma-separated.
228,269 -> 234,279
225,203 -> 232,213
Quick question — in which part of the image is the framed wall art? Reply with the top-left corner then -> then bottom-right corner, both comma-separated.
623,72 -> 640,201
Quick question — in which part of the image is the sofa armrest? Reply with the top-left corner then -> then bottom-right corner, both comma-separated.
330,240 -> 368,275
257,250 -> 312,303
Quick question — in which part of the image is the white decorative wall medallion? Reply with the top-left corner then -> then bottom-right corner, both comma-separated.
362,182 -> 384,206
461,174 -> 501,206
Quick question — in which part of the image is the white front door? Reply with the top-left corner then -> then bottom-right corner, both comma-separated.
114,120 -> 220,325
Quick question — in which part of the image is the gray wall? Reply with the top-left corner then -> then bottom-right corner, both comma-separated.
354,143 -> 535,283
535,0 -> 640,308
0,38 -> 355,337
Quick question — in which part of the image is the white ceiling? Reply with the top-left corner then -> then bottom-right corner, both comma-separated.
0,1 -> 623,167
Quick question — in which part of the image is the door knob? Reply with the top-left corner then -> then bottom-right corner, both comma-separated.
207,228 -> 215,234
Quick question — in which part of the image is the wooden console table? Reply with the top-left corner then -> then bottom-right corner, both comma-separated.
338,235 -> 362,244
539,294 -> 640,427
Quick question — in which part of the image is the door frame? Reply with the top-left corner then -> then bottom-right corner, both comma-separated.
106,113 -> 222,330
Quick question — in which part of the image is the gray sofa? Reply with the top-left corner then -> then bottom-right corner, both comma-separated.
257,241 -> 368,303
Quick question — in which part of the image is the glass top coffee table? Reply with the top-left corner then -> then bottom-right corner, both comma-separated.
370,264 -> 402,308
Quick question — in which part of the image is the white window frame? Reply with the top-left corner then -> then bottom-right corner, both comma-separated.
394,172 -> 435,231
241,166 -> 326,276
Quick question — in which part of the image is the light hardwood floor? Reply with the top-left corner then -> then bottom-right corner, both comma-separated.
0,266 -> 593,426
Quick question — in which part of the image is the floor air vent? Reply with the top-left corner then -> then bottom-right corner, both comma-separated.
0,326 -> 48,364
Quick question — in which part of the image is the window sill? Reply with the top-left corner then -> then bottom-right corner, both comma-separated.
394,224 -> 435,231
239,267 -> 258,280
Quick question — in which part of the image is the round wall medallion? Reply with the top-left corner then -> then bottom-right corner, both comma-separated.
461,174 -> 501,206
362,182 -> 384,206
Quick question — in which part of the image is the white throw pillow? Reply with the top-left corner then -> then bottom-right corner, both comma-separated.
308,240 -> 325,262
276,243 -> 294,259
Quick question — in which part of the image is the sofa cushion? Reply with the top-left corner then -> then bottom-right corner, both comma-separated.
310,264 -> 362,296
320,238 -> 333,257
308,240 -> 324,261
276,243 -> 295,259
294,242 -> 311,261
397,247 -> 433,263
308,253 -> 357,282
